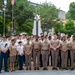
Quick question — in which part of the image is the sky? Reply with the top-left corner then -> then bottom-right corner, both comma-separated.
29,0 -> 75,12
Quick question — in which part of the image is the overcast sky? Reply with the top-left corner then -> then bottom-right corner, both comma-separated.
29,0 -> 75,12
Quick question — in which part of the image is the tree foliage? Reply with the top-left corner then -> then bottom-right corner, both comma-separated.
1,1 -> 75,36
54,20 -> 64,33
0,16 -> 4,34
66,2 -> 75,20
0,0 -> 35,35
54,19 -> 75,36
65,19 -> 75,36
36,2 -> 58,32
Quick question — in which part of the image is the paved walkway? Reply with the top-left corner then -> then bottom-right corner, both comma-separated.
1,70 -> 75,75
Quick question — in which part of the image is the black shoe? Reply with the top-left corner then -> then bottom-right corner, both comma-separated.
55,68 -> 58,70
0,71 -> 1,73
37,67 -> 39,70
43,68 -> 47,70
64,68 -> 68,70
29,68 -> 31,70
52,68 -> 55,70
21,68 -> 24,70
34,67 -> 36,70
26,68 -> 28,70
18,68 -> 21,70
12,70 -> 15,71
62,68 -> 64,69
45,68 -> 48,70
71,68 -> 74,70
5,70 -> 9,72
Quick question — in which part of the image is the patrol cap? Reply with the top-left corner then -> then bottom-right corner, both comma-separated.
27,37 -> 30,40
11,39 -> 15,41
11,37 -> 15,40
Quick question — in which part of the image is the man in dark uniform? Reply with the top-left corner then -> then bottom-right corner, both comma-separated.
0,35 -> 9,73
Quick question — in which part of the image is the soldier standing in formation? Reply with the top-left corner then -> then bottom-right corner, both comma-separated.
32,36 -> 41,70
70,35 -> 75,70
60,36 -> 68,69
50,34 -> 60,70
9,39 -> 17,71
41,37 -> 50,70
24,38 -> 32,70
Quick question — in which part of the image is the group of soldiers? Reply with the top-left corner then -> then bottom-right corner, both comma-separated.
0,33 -> 75,73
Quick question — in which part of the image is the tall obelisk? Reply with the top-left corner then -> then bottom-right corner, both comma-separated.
32,15 -> 42,36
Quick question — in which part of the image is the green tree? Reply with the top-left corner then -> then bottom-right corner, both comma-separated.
0,0 -> 3,9
54,19 -> 65,34
5,0 -> 34,35
17,19 -> 33,35
65,19 -> 75,36
0,16 -> 3,35
37,3 -> 58,20
66,2 -> 75,20
36,2 -> 58,32
66,11 -> 71,19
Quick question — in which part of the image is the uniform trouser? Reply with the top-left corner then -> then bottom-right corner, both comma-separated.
51,49 -> 59,68
0,52 -> 8,71
33,50 -> 40,68
18,55 -> 23,69
40,54 -> 43,67
23,55 -> 25,64
0,52 -> 1,71
57,50 -> 61,67
42,50 -> 49,68
61,51 -> 68,68
25,54 -> 31,68
70,50 -> 75,68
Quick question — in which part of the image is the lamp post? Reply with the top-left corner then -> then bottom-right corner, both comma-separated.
12,4 -> 14,34
3,0 -> 7,35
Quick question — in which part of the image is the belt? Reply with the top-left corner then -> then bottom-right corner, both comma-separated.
34,49 -> 39,51
72,49 -> 75,50
42,49 -> 48,51
72,49 -> 75,51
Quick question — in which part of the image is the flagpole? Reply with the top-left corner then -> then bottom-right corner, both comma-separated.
11,0 -> 14,34
3,0 -> 7,35
3,6 -> 5,35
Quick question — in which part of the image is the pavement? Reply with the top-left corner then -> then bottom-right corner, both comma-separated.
1,70 -> 75,75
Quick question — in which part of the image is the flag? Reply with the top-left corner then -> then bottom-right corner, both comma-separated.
11,0 -> 14,6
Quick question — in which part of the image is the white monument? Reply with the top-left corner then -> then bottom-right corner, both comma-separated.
58,10 -> 66,20
32,15 -> 42,36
